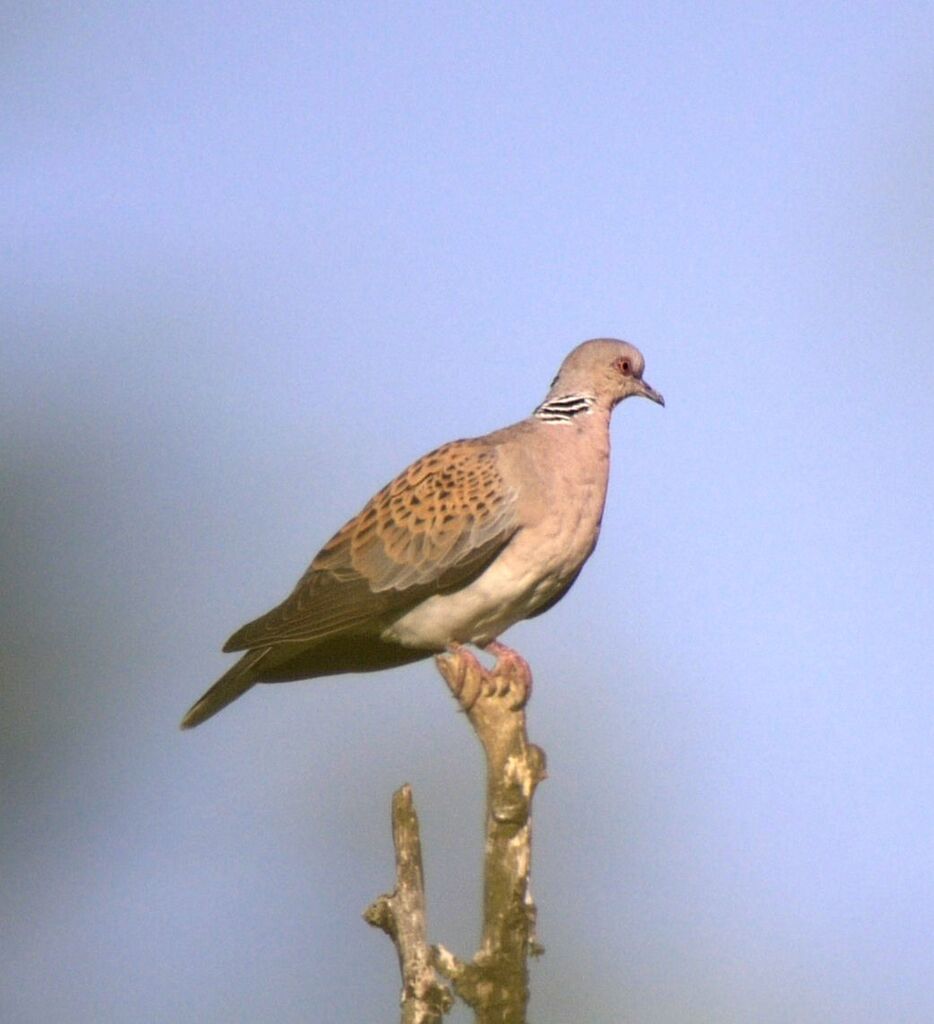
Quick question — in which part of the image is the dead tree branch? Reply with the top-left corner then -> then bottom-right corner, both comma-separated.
367,646 -> 546,1023
433,646 -> 546,1023
364,785 -> 454,1024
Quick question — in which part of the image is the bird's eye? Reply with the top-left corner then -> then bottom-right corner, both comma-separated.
616,358 -> 632,376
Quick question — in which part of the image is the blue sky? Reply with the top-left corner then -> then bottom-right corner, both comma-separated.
2,4 -> 932,1022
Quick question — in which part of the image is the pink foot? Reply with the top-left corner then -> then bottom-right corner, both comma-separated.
436,643 -> 486,710
437,641 -> 534,712
484,640 -> 533,708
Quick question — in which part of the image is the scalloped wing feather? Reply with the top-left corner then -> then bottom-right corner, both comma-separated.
223,439 -> 519,652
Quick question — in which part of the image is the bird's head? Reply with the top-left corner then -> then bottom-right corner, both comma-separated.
547,338 -> 665,409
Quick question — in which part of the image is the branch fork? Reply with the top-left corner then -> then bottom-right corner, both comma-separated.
366,645 -> 546,1024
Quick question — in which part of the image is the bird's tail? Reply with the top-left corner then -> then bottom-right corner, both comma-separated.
180,648 -> 270,729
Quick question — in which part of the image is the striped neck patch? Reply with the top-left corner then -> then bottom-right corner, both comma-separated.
533,393 -> 597,423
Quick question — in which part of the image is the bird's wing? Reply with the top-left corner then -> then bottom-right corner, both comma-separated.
223,438 -> 520,651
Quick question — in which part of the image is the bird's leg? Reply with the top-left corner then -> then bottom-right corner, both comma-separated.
438,643 -> 487,711
438,641 -> 533,712
483,640 -> 533,709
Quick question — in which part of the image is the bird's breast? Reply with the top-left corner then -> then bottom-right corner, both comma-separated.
383,421 -> 611,649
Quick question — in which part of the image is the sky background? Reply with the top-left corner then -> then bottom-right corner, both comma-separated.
2,3 -> 932,1022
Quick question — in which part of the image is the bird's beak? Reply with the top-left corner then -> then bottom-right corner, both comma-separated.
638,380 -> 665,406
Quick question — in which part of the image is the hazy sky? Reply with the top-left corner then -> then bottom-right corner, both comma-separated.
2,4 -> 932,1022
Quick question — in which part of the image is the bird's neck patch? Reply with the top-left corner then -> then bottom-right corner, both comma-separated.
533,393 -> 597,423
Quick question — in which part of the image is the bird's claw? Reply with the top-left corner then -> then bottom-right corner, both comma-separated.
435,641 -> 532,712
436,644 -> 486,711
484,640 -> 533,709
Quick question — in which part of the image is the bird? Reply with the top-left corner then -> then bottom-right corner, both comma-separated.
181,338 -> 664,728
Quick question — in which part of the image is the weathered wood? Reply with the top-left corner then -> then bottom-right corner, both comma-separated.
364,785 -> 453,1024
367,646 -> 545,1024
433,646 -> 546,1024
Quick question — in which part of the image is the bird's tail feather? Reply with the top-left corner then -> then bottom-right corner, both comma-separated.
180,648 -> 270,729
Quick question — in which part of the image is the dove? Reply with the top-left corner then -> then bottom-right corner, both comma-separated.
181,338 -> 663,728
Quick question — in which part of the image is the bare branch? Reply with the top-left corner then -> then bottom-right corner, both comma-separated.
434,646 -> 547,1024
364,785 -> 454,1024
367,647 -> 546,1024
